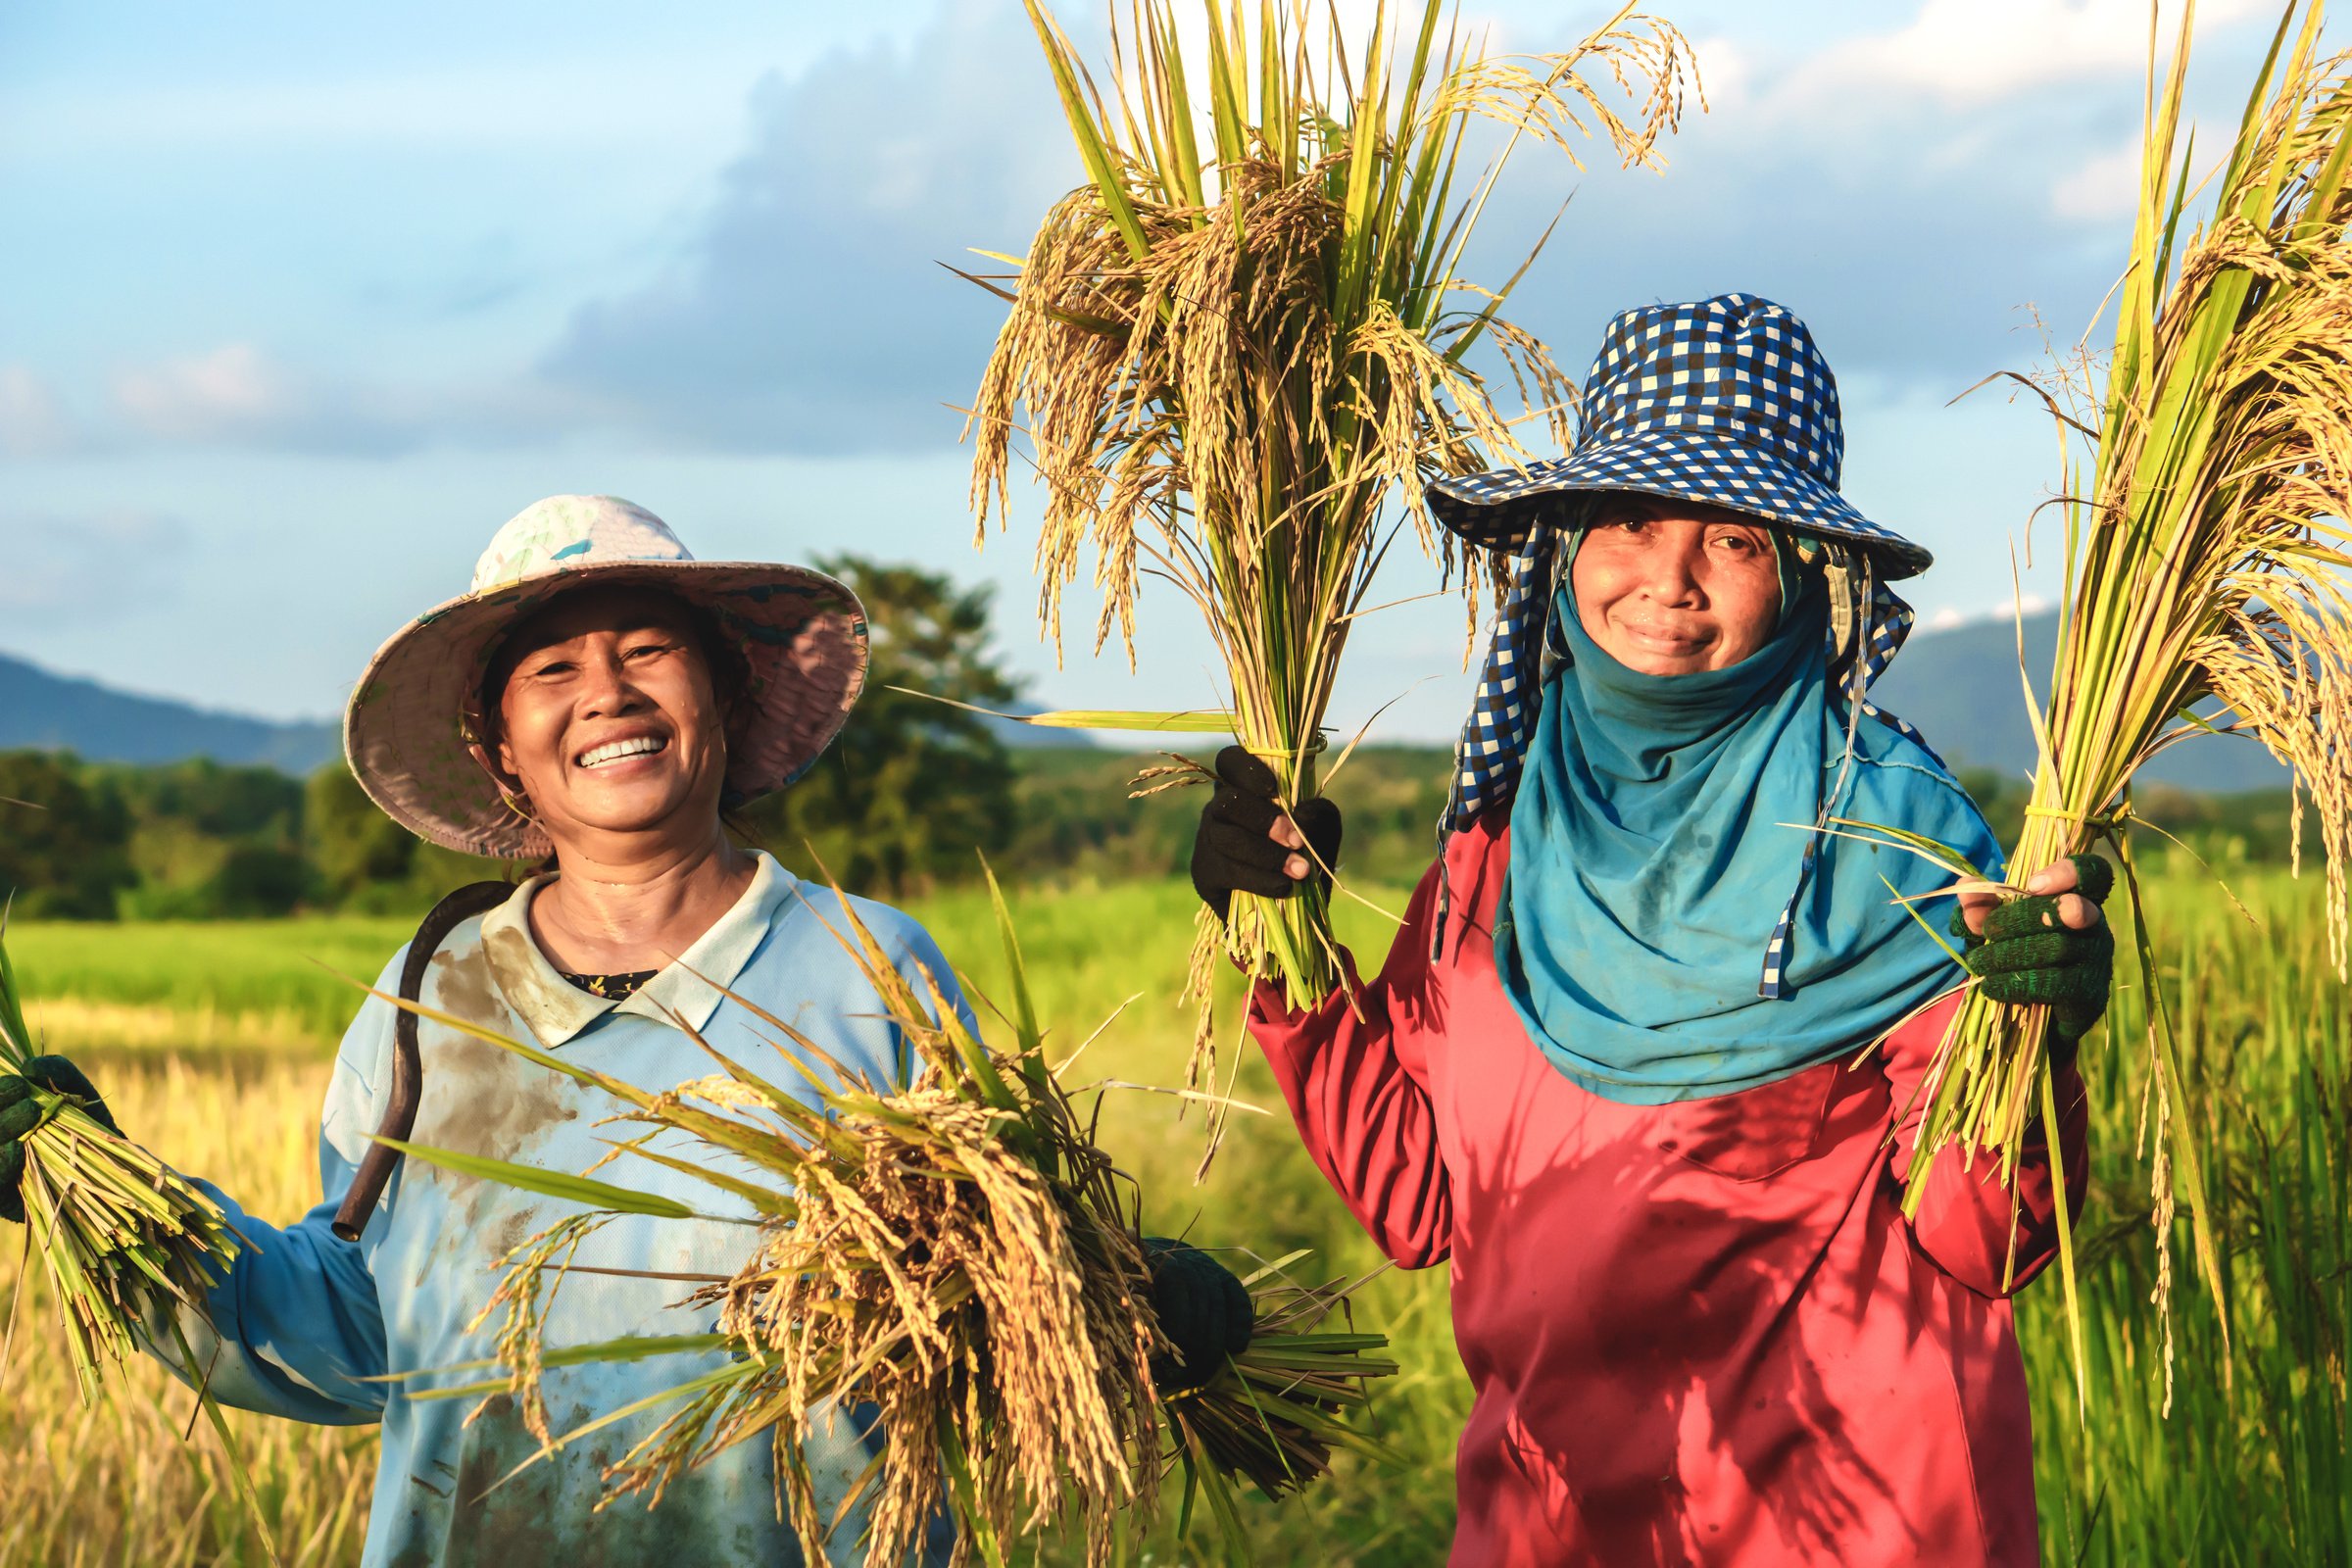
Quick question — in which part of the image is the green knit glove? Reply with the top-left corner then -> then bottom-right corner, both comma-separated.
1951,855 -> 2116,1065
0,1054 -> 119,1225
1141,1237 -> 1253,1394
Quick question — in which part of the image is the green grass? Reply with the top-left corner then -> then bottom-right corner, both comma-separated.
7,915 -> 415,1049
5,863 -> 2347,1563
2021,867 -> 2352,1565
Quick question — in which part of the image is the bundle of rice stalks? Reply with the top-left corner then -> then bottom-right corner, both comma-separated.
0,916 -> 275,1556
0,918 -> 243,1396
966,1 -> 1697,1034
1883,0 -> 2352,1396
387,873 -> 1395,1567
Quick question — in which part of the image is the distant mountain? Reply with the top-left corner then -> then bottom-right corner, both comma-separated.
0,652 -> 341,772
1869,610 -> 2287,793
0,650 -> 1096,775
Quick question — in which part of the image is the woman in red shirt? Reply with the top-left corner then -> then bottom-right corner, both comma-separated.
1191,296 -> 2113,1566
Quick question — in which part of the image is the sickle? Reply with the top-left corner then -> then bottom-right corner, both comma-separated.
332,880 -> 517,1244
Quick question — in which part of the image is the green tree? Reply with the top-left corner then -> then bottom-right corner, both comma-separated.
305,761 -> 504,916
206,842 -> 314,917
98,758 -> 313,918
0,751 -> 135,919
305,761 -> 419,899
98,758 -> 303,840
739,557 -> 1022,895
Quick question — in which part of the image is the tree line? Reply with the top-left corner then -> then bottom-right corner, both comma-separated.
0,737 -> 2310,924
0,552 -> 2310,920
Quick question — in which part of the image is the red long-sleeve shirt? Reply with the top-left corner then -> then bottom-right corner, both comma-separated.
1248,817 -> 2087,1567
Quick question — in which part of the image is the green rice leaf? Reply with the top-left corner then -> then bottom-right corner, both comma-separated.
609,1141 -> 797,1218
1019,0 -> 1148,262
371,1139 -> 706,1219
884,687 -> 1236,733
0,911 -> 35,1066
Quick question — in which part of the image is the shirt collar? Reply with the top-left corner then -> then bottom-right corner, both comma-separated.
480,851 -> 800,1049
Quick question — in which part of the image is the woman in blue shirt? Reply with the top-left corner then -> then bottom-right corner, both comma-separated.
4,495 -> 967,1565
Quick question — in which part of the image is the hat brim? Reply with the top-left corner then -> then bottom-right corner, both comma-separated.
1430,428 -> 1934,578
345,561 -> 866,858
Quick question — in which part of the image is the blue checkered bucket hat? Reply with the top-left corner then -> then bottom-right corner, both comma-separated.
1422,295 -> 1945,997
1428,292 -> 1932,575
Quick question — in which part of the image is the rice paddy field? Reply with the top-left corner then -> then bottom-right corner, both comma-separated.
1,858 -> 2345,1565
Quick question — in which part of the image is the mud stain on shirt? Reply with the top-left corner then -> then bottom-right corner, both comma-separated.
439,1394 -> 770,1568
415,946 -> 577,1208
483,1205 -> 537,1266
481,918 -> 588,1046
430,943 -> 502,1029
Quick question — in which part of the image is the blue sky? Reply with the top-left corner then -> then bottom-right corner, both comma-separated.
0,0 -> 2302,740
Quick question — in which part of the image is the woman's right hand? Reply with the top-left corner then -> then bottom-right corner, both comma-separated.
1141,1237 -> 1253,1393
1950,855 -> 2116,1064
1189,746 -> 1344,920
0,1054 -> 117,1225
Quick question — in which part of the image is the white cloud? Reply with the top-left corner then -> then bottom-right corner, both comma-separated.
101,343 -> 589,456
2050,142 -> 2144,220
1796,0 -> 2271,108
1450,0 -> 2301,406
536,0 -> 2195,455
32,4 -> 1085,465
0,367 -> 82,458
0,509 -> 189,625
1685,32 -> 1754,106
23,0 -> 2293,468
536,0 -> 1088,455
10,50 -> 846,161
111,344 -> 300,444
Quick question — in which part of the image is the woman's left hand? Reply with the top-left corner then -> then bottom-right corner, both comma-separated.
1952,855 -> 2116,1064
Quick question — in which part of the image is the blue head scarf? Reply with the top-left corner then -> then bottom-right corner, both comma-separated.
1494,532 -> 2002,1104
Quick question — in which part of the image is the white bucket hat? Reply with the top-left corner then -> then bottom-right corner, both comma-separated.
344,495 -> 866,859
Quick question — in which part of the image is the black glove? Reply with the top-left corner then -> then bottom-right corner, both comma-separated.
1951,854 -> 2116,1067
1142,1237 -> 1253,1394
0,1054 -> 118,1225
1189,746 -> 1343,922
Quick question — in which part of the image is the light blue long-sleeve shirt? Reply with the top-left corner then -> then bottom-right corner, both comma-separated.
150,853 -> 968,1567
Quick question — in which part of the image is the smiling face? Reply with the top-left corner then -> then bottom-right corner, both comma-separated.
486,587 -> 736,854
1571,495 -> 1785,676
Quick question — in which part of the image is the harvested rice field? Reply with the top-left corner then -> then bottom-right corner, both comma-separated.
2,864 -> 2344,1564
